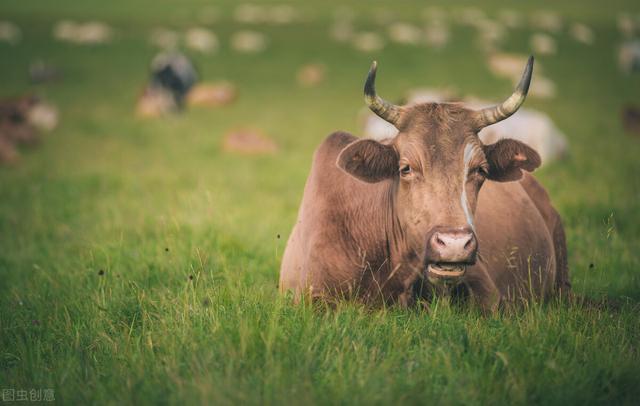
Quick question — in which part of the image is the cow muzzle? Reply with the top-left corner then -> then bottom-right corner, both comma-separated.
425,227 -> 477,284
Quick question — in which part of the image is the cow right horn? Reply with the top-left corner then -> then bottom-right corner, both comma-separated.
474,55 -> 534,128
364,61 -> 402,126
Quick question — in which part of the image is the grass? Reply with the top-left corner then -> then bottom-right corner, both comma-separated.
1,0 -> 639,404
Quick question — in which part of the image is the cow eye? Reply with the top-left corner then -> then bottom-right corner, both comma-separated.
400,164 -> 412,177
473,167 -> 489,178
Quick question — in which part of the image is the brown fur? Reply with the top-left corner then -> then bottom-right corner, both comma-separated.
337,139 -> 398,183
519,172 -> 571,294
280,102 -> 568,310
484,139 -> 542,182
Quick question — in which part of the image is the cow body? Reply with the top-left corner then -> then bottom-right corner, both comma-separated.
280,58 -> 569,309
280,131 -> 568,308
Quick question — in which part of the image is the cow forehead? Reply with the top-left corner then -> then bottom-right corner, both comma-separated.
395,104 -> 481,166
400,102 -> 475,132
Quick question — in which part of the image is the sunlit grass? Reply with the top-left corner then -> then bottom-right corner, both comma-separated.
1,0 -> 639,404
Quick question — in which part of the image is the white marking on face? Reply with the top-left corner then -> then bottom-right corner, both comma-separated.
461,143 -> 479,231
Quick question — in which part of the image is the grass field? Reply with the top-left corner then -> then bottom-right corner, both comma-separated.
1,0 -> 640,404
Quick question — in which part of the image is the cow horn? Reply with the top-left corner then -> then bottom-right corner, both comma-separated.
474,55 -> 534,128
364,61 -> 402,126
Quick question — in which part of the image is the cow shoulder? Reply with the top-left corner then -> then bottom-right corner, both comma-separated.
518,172 -> 570,293
518,173 -> 555,225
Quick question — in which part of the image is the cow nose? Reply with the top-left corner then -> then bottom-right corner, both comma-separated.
427,228 -> 477,264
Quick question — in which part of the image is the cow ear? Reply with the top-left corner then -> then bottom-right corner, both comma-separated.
483,139 -> 541,182
337,139 -> 398,183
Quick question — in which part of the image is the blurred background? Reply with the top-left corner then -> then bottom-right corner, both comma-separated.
1,0 -> 640,299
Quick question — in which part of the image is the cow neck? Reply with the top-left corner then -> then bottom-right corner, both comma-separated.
341,179 -> 398,275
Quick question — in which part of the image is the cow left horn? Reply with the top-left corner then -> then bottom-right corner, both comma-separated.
364,61 -> 402,126
474,55 -> 534,128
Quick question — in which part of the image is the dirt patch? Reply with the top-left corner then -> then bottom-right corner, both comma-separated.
187,82 -> 237,107
223,129 -> 278,155
296,64 -> 325,87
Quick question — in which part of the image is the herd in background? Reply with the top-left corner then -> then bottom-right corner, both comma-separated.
0,5 -> 639,164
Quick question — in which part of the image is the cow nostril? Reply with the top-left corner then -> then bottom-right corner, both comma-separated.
435,235 -> 446,247
464,238 -> 473,250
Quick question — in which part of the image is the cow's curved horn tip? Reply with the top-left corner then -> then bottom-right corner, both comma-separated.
524,55 -> 534,73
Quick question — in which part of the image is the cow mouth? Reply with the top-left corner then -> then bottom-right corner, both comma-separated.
426,263 -> 467,282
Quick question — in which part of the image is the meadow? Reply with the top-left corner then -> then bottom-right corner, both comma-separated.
1,0 -> 639,404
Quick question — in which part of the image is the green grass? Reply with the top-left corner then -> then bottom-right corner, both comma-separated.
1,0 -> 640,404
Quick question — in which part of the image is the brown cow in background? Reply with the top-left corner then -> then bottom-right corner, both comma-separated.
280,57 -> 569,310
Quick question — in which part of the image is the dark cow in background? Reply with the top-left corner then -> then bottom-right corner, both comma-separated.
279,57 -> 570,310
136,52 -> 198,117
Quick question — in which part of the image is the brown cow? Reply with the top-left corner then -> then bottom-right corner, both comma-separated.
280,57 -> 569,310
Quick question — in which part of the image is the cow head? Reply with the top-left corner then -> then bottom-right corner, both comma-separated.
337,57 -> 540,285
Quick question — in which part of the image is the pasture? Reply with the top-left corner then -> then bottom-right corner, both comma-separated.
1,0 -> 639,404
